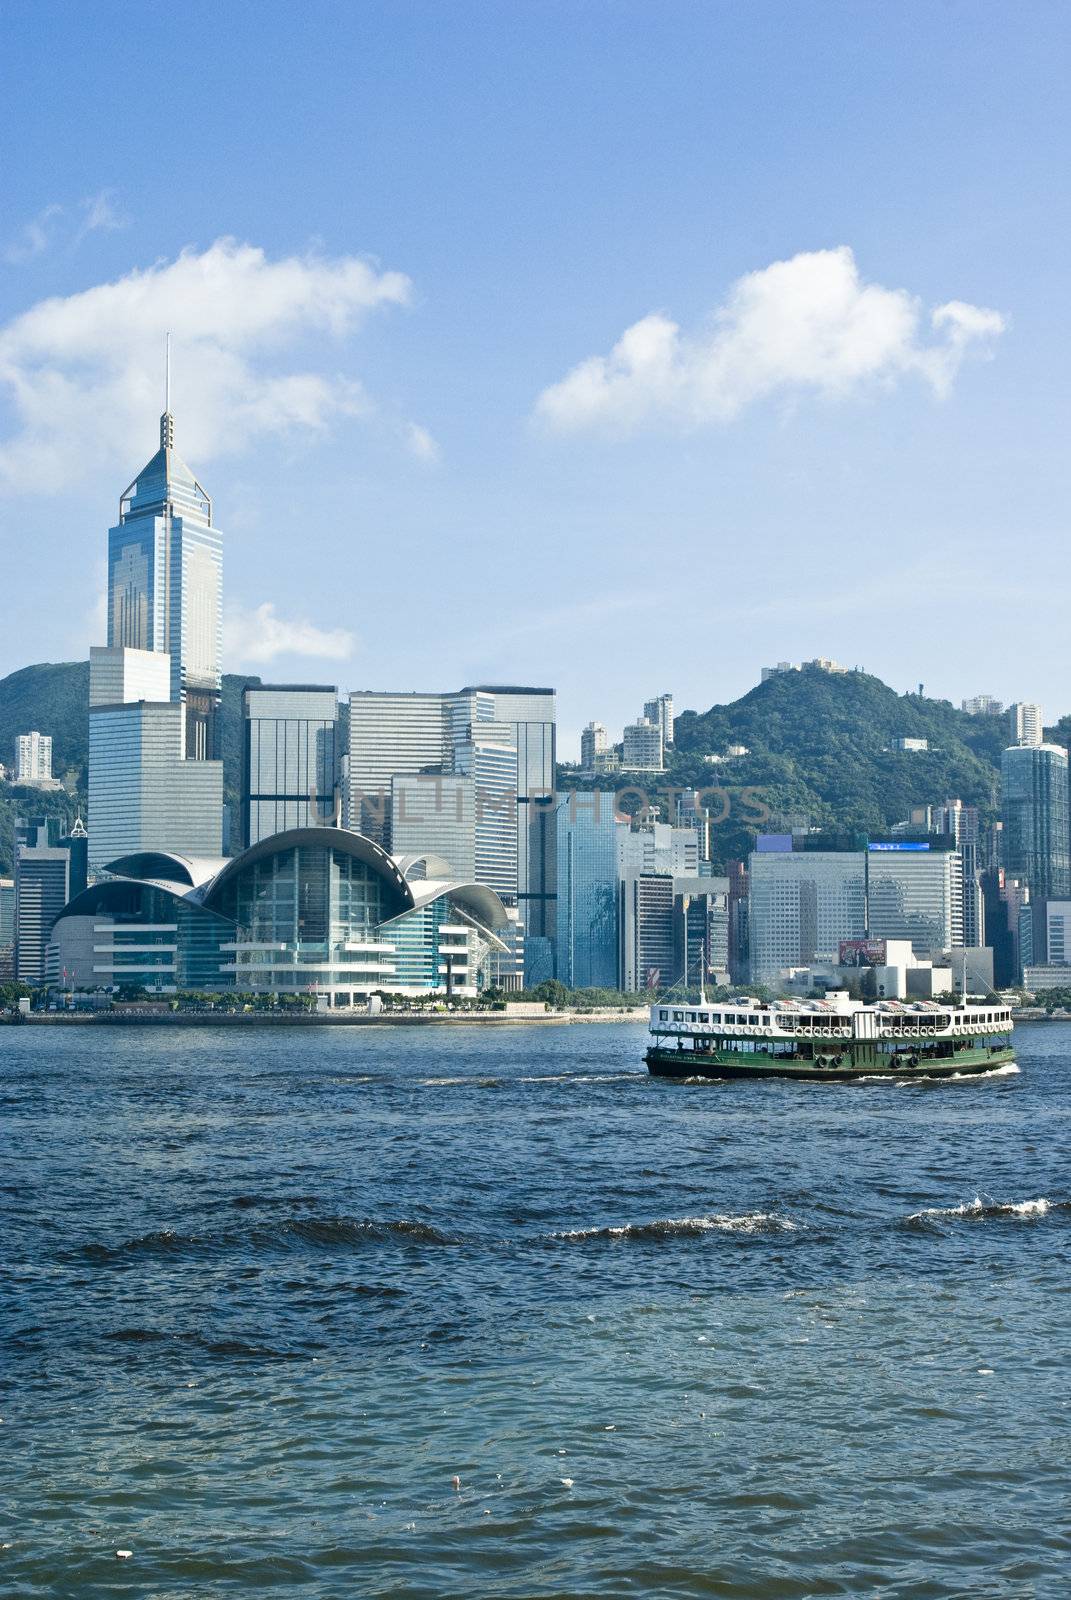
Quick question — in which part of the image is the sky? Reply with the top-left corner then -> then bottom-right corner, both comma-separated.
1,0 -> 1069,756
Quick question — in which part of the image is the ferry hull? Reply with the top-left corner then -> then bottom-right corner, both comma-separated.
645,1046 -> 1016,1083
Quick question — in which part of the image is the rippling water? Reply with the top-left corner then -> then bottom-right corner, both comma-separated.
2,1020 -> 1070,1597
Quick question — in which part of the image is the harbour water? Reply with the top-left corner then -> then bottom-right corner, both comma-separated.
2,1021 -> 1069,1597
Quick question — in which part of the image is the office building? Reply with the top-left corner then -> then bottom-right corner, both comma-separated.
0,877 -> 14,978
391,773 -> 476,881
89,393 -> 224,866
1009,702 -> 1044,748
619,813 -> 699,878
866,841 -> 964,956
468,686 -> 556,938
48,827 -> 511,1002
555,791 -> 620,989
620,874 -> 674,991
727,859 -> 749,980
346,684 -> 554,930
748,838 -> 867,983
241,685 -> 340,847
14,816 -> 87,985
676,791 -> 712,863
673,877 -> 730,987
643,694 -> 674,749
88,702 -> 224,870
580,721 -> 608,774
622,718 -> 663,772
107,400 -> 223,758
15,732 -> 53,785
1001,743 -> 1071,903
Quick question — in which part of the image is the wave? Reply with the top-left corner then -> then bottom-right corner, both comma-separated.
81,1215 -> 457,1262
905,1195 -> 1068,1226
553,1212 -> 797,1242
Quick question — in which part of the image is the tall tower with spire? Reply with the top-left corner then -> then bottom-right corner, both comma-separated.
106,351 -> 223,758
88,346 -> 225,871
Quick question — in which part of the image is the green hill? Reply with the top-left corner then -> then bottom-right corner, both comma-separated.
570,667 -> 1068,869
0,661 -> 260,872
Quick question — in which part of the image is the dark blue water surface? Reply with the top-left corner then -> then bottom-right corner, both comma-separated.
2,1020 -> 1070,1598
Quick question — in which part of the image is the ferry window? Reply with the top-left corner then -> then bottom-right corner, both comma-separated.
673,1011 -> 684,1022
659,1010 -> 668,1021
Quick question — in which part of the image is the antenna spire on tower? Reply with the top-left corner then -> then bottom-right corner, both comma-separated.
160,332 -> 175,450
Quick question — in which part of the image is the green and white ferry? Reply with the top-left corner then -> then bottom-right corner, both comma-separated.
646,991 -> 1015,1081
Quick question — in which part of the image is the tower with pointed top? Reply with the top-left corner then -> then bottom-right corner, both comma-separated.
88,361 -> 225,871
107,396 -> 223,758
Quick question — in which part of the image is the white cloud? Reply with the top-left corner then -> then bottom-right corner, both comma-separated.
3,204 -> 64,265
0,237 -> 412,493
405,421 -> 441,463
78,189 -> 130,239
535,246 -> 1005,434
225,602 -> 356,667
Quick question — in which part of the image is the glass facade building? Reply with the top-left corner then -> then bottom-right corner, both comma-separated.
242,685 -> 340,846
107,409 -> 223,759
866,845 -> 963,955
49,827 -> 510,1002
555,791 -> 620,988
748,847 -> 867,982
1001,743 -> 1071,902
88,702 -> 224,871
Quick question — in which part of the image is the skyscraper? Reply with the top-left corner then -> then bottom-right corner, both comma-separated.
14,816 -> 87,985
866,842 -> 964,955
748,839 -> 867,982
345,684 -> 554,924
242,685 -> 341,846
555,790 -> 620,988
89,378 -> 225,870
107,394 -> 223,759
1001,743 -> 1070,902
622,718 -> 663,771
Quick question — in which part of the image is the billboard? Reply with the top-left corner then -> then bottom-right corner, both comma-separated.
839,938 -> 888,966
868,841 -> 930,852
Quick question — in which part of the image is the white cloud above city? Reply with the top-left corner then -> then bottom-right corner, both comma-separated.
0,237 -> 415,493
224,601 -> 356,666
535,246 -> 1006,434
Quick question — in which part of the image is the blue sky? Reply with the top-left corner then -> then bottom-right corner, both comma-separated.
1,0 -> 1068,754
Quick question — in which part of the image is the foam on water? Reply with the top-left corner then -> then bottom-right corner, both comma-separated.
553,1212 -> 797,1241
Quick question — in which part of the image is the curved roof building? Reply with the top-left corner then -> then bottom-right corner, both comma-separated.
50,827 -> 511,1002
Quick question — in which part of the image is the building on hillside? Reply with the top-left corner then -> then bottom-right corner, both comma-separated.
47,828 -> 512,1003
643,694 -> 674,749
241,685 -> 341,847
895,737 -> 928,752
962,695 -> 1004,716
15,732 -> 55,786
621,718 -> 663,772
580,721 -> 608,774
14,816 -> 87,985
748,837 -> 867,984
554,791 -> 620,989
1008,701 -> 1044,748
